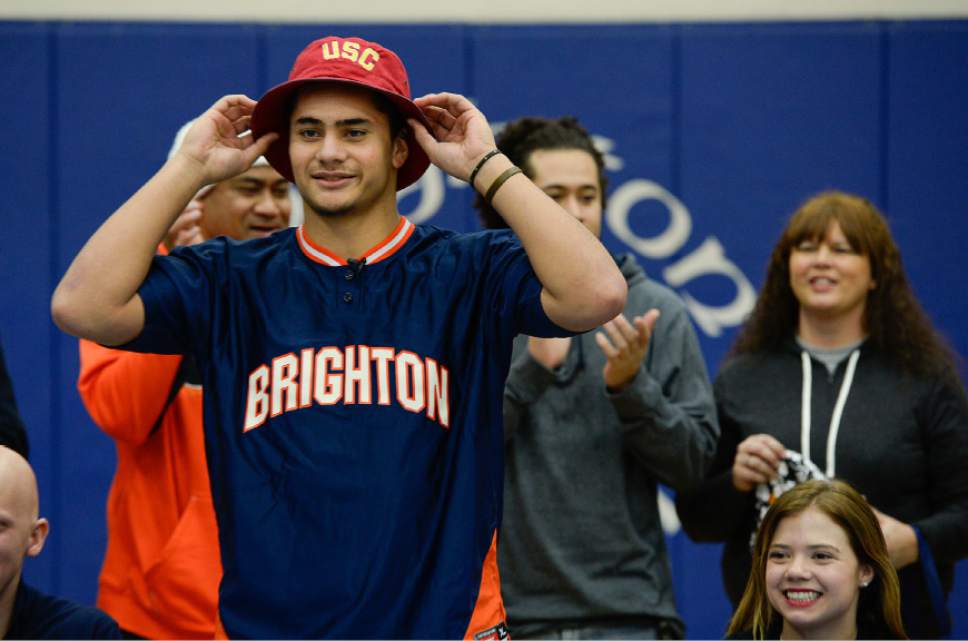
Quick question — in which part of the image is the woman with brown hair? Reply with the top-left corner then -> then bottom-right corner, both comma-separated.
726,479 -> 906,640
676,191 -> 968,638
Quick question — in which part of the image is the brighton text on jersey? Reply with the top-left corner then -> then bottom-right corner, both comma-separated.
243,345 -> 450,432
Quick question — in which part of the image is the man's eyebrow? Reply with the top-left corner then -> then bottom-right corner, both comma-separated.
232,176 -> 264,186
292,116 -> 372,127
336,118 -> 372,127
231,176 -> 290,190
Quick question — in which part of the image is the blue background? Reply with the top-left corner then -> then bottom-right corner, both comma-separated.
1,19 -> 966,638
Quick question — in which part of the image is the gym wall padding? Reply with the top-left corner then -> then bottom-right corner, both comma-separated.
1,19 -> 966,639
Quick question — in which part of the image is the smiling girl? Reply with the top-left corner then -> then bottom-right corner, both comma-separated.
726,479 -> 906,640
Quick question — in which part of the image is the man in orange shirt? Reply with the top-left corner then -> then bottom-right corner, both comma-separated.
77,122 -> 292,639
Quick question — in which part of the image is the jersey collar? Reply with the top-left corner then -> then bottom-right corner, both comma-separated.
296,217 -> 415,267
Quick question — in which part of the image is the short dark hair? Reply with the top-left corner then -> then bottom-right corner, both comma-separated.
370,91 -> 406,141
475,116 -> 607,230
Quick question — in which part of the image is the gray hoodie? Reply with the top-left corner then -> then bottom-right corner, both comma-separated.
499,253 -> 719,637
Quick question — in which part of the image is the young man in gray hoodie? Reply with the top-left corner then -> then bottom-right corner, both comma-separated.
477,116 -> 719,640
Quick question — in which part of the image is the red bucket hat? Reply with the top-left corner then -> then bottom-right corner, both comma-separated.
251,36 -> 431,190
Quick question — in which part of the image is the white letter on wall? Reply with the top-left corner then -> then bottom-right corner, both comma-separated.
606,179 -> 691,259
662,237 -> 756,338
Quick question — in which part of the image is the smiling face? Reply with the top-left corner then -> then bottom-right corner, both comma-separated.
765,506 -> 874,640
789,220 -> 875,333
526,148 -> 603,238
288,84 -> 407,219
200,165 -> 292,241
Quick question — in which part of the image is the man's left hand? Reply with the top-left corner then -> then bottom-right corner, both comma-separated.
409,92 -> 496,181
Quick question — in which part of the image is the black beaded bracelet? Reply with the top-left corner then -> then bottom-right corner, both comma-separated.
484,167 -> 523,205
468,149 -> 501,190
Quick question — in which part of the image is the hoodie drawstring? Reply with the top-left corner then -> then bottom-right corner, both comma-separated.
800,349 -> 860,478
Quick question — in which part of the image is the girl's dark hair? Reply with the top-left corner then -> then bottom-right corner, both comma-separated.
475,116 -> 607,230
731,190 -> 961,384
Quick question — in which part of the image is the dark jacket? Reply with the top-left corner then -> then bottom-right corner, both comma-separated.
5,581 -> 121,640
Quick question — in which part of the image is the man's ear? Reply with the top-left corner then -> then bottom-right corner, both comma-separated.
392,133 -> 409,170
26,517 -> 49,557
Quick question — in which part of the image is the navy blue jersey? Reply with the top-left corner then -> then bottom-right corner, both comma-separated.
124,218 -> 566,639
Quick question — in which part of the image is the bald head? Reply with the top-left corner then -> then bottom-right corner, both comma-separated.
0,446 -> 39,524
0,446 -> 49,629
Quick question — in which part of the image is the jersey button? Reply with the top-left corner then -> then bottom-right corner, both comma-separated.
343,292 -> 353,303
344,270 -> 354,281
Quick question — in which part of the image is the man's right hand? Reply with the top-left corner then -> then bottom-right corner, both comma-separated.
173,95 -> 277,187
527,336 -> 572,371
163,201 -> 206,250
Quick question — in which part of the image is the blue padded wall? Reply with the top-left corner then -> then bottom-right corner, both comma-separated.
887,21 -> 968,364
0,20 -> 55,592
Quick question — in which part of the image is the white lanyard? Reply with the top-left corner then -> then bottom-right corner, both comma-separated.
800,349 -> 860,478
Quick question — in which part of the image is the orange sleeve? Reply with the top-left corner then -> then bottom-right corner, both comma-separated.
78,339 -> 183,446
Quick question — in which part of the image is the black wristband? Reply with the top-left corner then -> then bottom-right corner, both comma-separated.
484,167 -> 523,205
468,149 -> 501,190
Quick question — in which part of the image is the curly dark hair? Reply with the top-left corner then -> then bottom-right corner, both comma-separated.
474,116 -> 607,230
732,190 -> 960,383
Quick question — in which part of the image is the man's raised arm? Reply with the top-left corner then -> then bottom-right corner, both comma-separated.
410,93 -> 626,332
51,96 -> 277,346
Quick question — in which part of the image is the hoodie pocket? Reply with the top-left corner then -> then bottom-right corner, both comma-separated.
142,494 -> 222,633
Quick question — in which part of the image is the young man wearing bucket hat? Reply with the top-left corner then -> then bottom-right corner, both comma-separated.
51,35 -> 626,639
